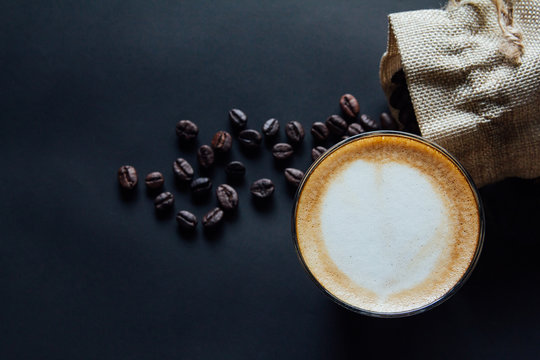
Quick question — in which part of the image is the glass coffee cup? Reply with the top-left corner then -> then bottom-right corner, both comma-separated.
292,131 -> 485,317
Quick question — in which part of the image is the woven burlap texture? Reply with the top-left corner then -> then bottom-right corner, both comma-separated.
380,0 -> 540,187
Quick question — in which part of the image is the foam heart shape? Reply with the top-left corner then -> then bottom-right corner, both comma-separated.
321,160 -> 450,299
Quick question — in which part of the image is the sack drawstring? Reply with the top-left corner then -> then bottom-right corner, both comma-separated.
448,0 -> 524,64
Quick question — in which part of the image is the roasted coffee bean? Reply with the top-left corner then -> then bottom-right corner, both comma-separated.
404,119 -> 421,135
154,192 -> 174,211
238,129 -> 262,149
202,207 -> 224,229
262,118 -> 280,137
118,165 -> 138,190
389,85 -> 410,110
225,161 -> 246,179
285,121 -> 305,144
399,104 -> 416,126
311,146 -> 327,161
325,115 -> 348,135
311,122 -> 329,142
272,143 -> 293,160
229,108 -> 247,131
173,158 -> 194,182
145,172 -> 164,189
339,94 -> 360,119
250,178 -> 275,199
401,105 -> 420,134
197,145 -> 215,169
380,112 -> 399,130
391,69 -> 406,84
190,177 -> 212,196
175,120 -> 199,142
216,184 -> 239,211
284,168 -> 304,187
211,131 -> 232,153
359,114 -> 380,131
347,123 -> 365,136
340,135 -> 349,141
176,210 -> 198,230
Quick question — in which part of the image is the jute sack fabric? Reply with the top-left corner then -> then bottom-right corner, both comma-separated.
380,0 -> 540,187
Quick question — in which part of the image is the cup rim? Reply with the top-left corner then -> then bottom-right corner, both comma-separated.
291,130 -> 485,318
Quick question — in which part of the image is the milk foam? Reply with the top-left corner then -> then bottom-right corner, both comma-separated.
295,134 -> 481,314
321,160 -> 450,299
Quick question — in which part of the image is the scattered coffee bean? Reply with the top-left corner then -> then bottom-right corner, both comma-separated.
326,115 -> 348,135
311,122 -> 329,142
389,85 -> 410,110
173,158 -> 194,182
359,114 -> 380,131
391,69 -> 406,84
339,94 -> 360,119
272,143 -> 294,160
216,184 -> 239,211
238,129 -> 262,149
211,131 -> 232,153
285,121 -> 305,144
190,177 -> 212,196
197,145 -> 215,169
229,108 -> 247,131
202,207 -> 224,229
311,146 -> 327,161
176,210 -> 198,231
154,192 -> 174,212
225,161 -> 246,179
284,168 -> 304,187
380,112 -> 398,130
175,120 -> 199,142
145,172 -> 164,189
340,135 -> 349,141
117,165 -> 138,190
250,178 -> 275,199
262,118 -> 280,137
347,123 -> 365,136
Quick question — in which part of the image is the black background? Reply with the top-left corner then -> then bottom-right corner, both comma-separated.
1,0 -> 540,358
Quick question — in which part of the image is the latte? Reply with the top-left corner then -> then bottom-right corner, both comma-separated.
293,132 -> 483,316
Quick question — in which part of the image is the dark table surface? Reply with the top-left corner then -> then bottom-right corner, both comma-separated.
2,0 -> 540,359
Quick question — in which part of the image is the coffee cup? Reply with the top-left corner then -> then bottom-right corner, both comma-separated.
292,131 -> 484,317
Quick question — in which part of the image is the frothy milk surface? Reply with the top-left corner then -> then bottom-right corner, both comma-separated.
295,134 -> 480,314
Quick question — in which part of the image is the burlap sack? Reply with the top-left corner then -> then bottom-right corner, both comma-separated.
380,0 -> 540,187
